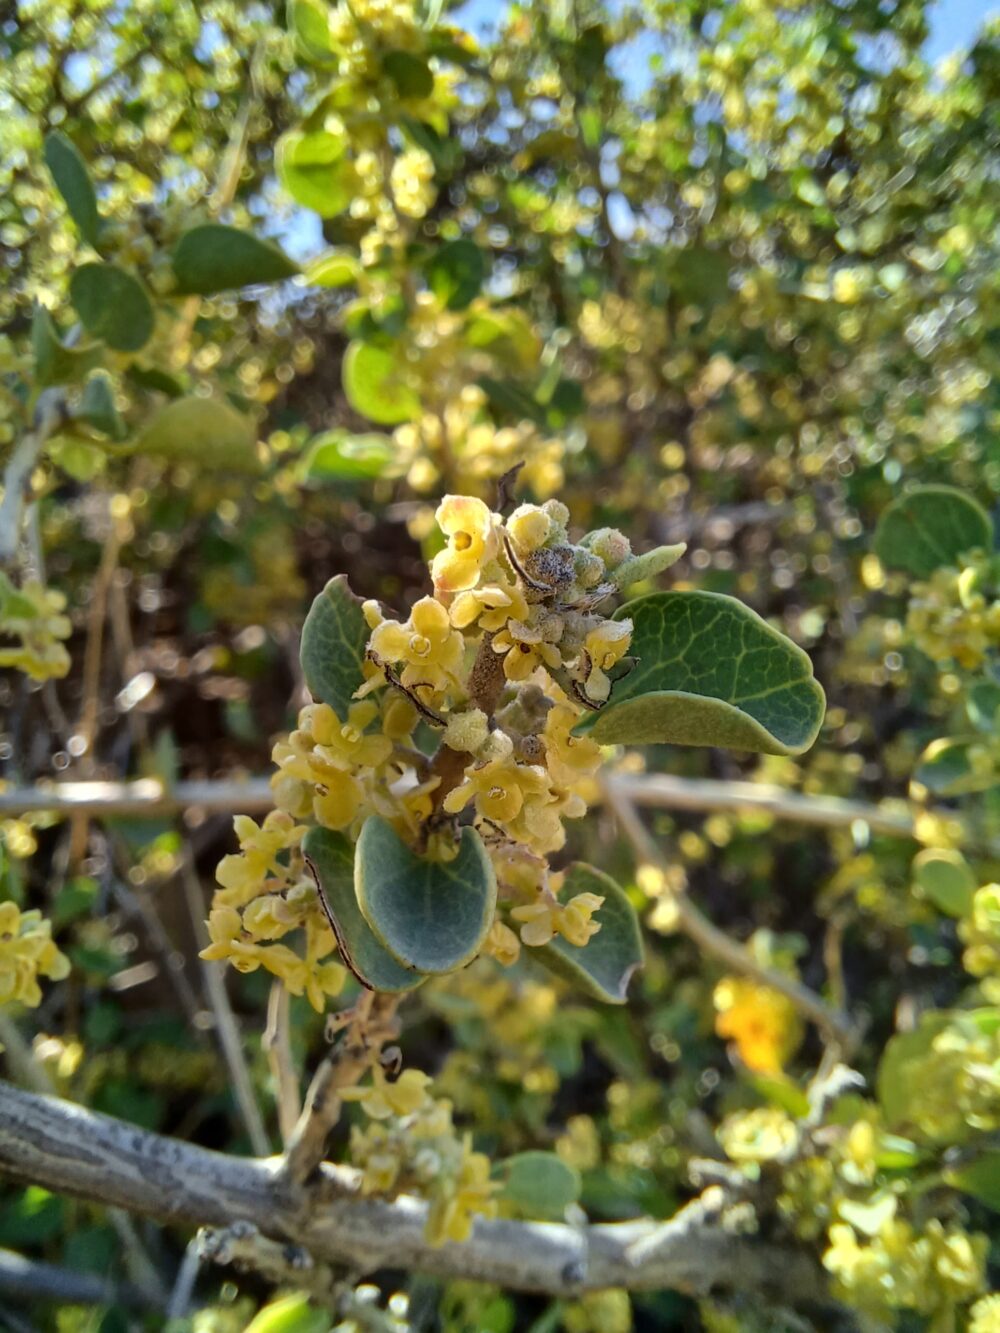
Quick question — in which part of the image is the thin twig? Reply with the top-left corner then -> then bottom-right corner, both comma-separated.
601,779 -> 858,1051
180,854 -> 271,1156
0,1248 -> 162,1313
264,981 -> 301,1146
281,991 -> 399,1186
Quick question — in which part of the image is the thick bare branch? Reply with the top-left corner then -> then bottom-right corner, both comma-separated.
0,1081 -> 828,1302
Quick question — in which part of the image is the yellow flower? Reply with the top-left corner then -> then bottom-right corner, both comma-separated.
511,890 -> 604,948
543,703 -> 602,788
0,903 -> 70,1007
214,812 -> 303,908
492,615 -> 563,681
507,503 -> 552,552
713,976 -> 803,1074
426,1139 -> 498,1245
431,495 -> 498,593
442,739 -> 552,826
369,596 -> 465,699
242,894 -> 297,940
449,577 -> 529,632
969,1293 -> 1000,1333
342,1067 -> 433,1120
583,618 -> 633,703
482,918 -> 521,966
718,1107 -> 797,1162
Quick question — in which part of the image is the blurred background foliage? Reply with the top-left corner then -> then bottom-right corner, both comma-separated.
2,0 -> 1000,1328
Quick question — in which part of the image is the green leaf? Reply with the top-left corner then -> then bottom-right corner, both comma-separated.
287,0 -> 337,64
611,543 -> 687,589
69,263 -> 154,353
299,574 -> 369,719
77,371 -> 127,440
477,375 -> 548,427
947,1151 -> 1000,1211
874,485 -> 993,577
134,396 -> 258,470
302,827 -> 426,993
497,1152 -> 582,1220
355,816 -> 497,974
749,1071 -> 811,1119
915,737 -> 998,797
426,238 -> 487,310
383,50 -> 434,99
277,129 -> 354,217
579,591 -> 826,756
535,864 -> 643,1004
968,680 -> 1000,732
301,430 -> 396,481
343,339 -> 421,425
304,249 -> 361,288
31,306 -> 102,387
878,1009 -> 1000,1143
43,132 -> 101,247
911,848 -> 976,918
172,225 -> 299,295
245,1293 -> 331,1333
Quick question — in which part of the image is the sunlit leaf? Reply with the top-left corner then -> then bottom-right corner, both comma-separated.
134,396 -> 258,469
32,306 -> 102,387
301,430 -> 396,481
342,339 -> 421,425
276,128 -> 353,217
579,591 -> 825,755
425,237 -> 487,310
304,249 -> 360,288
355,816 -> 497,974
911,848 -> 976,918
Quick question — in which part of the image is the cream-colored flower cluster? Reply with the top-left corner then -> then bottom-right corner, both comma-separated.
0,575 -> 71,682
0,901 -> 70,1008
206,493 -> 644,997
345,1064 -> 498,1245
906,553 -> 1000,672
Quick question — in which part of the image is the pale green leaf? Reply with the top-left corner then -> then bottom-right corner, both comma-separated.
287,0 -> 337,64
32,307 -> 102,387
911,848 -> 976,918
947,1151 -> 1000,1212
77,371 -> 127,441
301,430 -> 396,482
497,1152 -> 582,1220
579,591 -> 825,756
355,817 -> 497,974
69,263 -> 154,353
172,225 -> 299,295
535,864 -> 643,1004
277,129 -> 354,217
302,827 -> 426,993
343,340 -> 421,425
134,396 -> 258,470
915,737 -> 998,797
874,485 -> 993,577
299,574 -> 369,719
304,250 -> 361,288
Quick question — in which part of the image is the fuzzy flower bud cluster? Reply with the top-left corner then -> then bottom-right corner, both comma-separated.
345,1064 -> 498,1245
906,552 -> 1000,672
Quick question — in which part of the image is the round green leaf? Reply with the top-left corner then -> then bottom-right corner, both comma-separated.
135,396 -> 258,470
355,817 -> 497,974
301,430 -> 396,482
44,132 -> 102,248
535,864 -> 643,1004
302,827 -> 426,993
579,591 -> 825,756
172,225 -> 299,295
77,371 -> 127,441
70,263 -> 154,353
911,848 -> 976,918
425,238 -> 487,311
299,574 -> 370,720
383,50 -> 435,99
343,340 -> 421,425
276,129 -> 354,217
497,1152 -> 582,1220
947,1151 -> 1000,1212
874,485 -> 993,577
